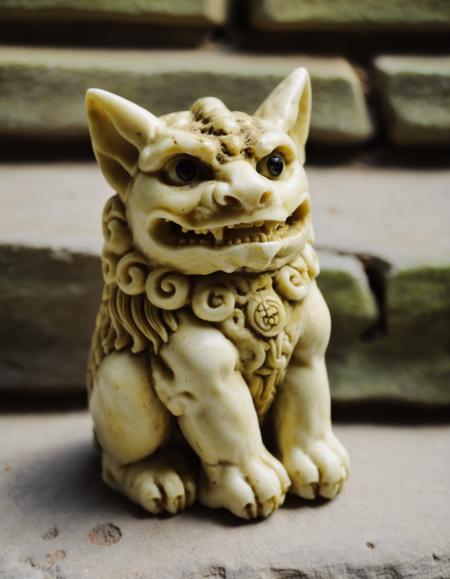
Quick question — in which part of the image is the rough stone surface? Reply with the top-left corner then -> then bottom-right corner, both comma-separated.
327,266 -> 450,405
310,166 -> 450,270
1,163 -> 449,404
310,167 -> 450,404
380,267 -> 450,404
0,1 -> 226,46
250,0 -> 450,30
0,246 -> 102,393
1,412 -> 449,578
0,47 -> 373,144
374,56 -> 450,145
0,0 -> 226,24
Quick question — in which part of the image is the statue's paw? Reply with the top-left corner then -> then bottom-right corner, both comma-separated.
102,449 -> 196,515
199,451 -> 290,520
283,433 -> 350,500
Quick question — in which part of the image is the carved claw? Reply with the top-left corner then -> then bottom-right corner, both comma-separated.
102,450 -> 196,515
198,451 -> 290,519
283,433 -> 350,501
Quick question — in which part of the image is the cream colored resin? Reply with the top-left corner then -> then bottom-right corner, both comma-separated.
86,68 -> 349,519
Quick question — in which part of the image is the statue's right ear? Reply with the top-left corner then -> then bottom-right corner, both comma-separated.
86,89 -> 160,196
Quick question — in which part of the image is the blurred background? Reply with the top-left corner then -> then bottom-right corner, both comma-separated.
1,0 -> 449,408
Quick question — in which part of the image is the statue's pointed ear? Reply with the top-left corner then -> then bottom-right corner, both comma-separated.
86,89 -> 159,196
255,68 -> 311,164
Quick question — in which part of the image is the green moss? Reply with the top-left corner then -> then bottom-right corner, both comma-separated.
390,267 -> 450,317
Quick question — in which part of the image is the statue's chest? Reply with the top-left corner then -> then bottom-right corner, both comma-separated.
188,265 -> 312,417
220,292 -> 304,418
91,243 -> 318,416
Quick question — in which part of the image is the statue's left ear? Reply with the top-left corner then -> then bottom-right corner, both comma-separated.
255,68 -> 311,164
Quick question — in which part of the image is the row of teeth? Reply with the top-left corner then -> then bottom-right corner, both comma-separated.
175,223 -> 291,246
166,220 -> 287,244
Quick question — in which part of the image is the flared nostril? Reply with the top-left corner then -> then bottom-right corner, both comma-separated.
212,183 -> 243,209
259,191 -> 272,206
222,195 -> 242,209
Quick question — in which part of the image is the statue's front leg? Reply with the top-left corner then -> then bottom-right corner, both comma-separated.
273,283 -> 350,500
154,315 -> 290,519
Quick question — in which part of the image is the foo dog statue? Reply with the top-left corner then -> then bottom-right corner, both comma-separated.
86,68 -> 349,520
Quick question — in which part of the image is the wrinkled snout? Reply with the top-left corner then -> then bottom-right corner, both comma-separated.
213,161 -> 273,212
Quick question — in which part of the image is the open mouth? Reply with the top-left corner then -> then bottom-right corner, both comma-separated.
153,201 -> 310,247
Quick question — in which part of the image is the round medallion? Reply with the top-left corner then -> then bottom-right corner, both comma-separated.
246,292 -> 285,338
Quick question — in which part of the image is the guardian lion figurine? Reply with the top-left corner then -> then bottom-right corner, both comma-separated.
86,68 -> 350,519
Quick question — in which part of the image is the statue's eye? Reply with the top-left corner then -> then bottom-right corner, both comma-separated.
267,154 -> 284,176
176,159 -> 198,183
257,152 -> 285,179
164,155 -> 213,186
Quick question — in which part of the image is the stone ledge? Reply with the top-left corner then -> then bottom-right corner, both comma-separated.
374,56 -> 450,145
0,246 -> 102,394
1,163 -> 449,404
0,0 -> 226,25
1,412 -> 449,578
249,0 -> 450,30
0,47 -> 373,145
0,0 -> 226,47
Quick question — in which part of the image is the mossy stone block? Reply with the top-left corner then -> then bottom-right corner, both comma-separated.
0,48 -> 373,144
0,0 -> 226,25
375,56 -> 450,144
250,0 -> 450,30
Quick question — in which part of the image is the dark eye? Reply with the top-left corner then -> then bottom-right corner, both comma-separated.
176,159 -> 197,183
165,155 -> 210,186
257,152 -> 285,179
267,154 -> 284,176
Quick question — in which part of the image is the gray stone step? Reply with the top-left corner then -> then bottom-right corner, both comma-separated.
249,0 -> 450,30
1,411 -> 449,578
0,0 -> 226,46
1,163 -> 449,404
0,0 -> 226,24
0,47 -> 373,144
374,56 -> 450,145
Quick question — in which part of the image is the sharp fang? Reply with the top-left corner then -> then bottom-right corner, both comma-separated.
211,228 -> 224,244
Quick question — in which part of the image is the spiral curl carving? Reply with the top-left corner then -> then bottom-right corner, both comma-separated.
103,195 -> 126,221
192,282 -> 235,322
276,264 -> 310,301
303,243 -> 320,277
145,268 -> 190,310
101,252 -> 118,285
115,252 -> 149,295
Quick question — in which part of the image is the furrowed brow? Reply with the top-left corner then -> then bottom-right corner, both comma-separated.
139,132 -> 217,172
254,133 -> 297,162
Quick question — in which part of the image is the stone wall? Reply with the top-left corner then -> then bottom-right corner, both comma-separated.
0,0 -> 449,406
